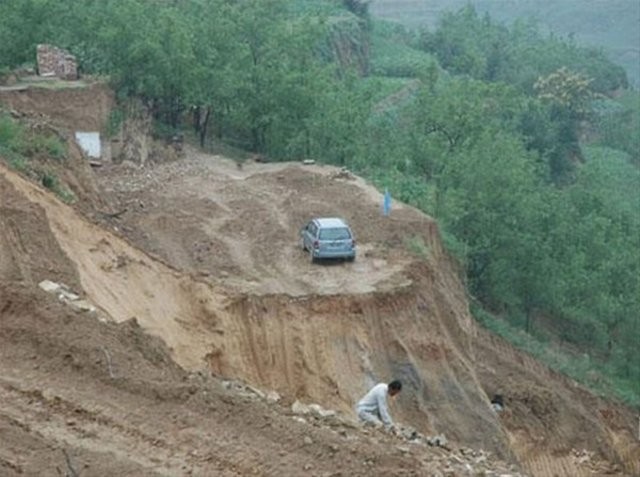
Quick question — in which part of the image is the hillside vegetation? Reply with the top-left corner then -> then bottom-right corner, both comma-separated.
1,0 -> 638,407
371,0 -> 640,87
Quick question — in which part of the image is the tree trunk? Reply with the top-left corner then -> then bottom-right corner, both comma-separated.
193,106 -> 201,135
524,302 -> 534,334
199,108 -> 211,148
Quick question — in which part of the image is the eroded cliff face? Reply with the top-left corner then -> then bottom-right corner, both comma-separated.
209,272 -> 504,454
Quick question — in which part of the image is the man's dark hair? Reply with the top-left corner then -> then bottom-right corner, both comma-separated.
491,394 -> 504,406
388,380 -> 402,392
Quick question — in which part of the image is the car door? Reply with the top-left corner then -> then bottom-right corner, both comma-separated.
302,222 -> 314,250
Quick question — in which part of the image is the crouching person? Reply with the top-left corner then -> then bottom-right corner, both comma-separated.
355,380 -> 402,431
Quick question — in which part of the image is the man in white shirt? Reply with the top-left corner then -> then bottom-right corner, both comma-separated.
355,380 -> 402,429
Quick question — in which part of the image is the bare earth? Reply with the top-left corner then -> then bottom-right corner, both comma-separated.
1,84 -> 639,476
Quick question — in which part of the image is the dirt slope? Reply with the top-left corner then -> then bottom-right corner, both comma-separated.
1,163 -> 526,477
0,79 -> 638,475
0,82 -> 113,132
93,150 -> 639,476
1,138 -> 638,476
1,284 -> 448,476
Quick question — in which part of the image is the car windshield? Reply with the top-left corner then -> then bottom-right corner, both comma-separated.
319,227 -> 351,240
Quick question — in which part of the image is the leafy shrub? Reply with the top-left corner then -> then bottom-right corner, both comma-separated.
29,134 -> 67,160
592,92 -> 640,166
40,171 -> 76,203
41,172 -> 56,189
1,112 -> 66,160
0,111 -> 24,153
8,156 -> 27,172
107,109 -> 125,138
153,120 -> 181,141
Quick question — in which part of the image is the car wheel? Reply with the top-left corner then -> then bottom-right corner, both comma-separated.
300,238 -> 306,251
346,255 -> 355,262
310,249 -> 316,263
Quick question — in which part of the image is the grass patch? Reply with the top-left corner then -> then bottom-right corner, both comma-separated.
8,155 -> 28,173
440,230 -> 468,266
1,110 -> 67,160
29,133 -> 67,160
1,111 -> 74,203
0,112 -> 25,152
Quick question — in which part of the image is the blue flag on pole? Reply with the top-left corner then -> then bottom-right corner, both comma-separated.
383,189 -> 391,216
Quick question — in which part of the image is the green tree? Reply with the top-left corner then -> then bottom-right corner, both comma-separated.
419,5 -> 627,94
302,71 -> 373,164
407,77 -> 523,182
419,5 -> 492,79
592,92 -> 640,166
187,0 -> 239,146
534,67 -> 598,183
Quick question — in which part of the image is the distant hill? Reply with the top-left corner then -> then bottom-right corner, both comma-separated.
371,0 -> 640,87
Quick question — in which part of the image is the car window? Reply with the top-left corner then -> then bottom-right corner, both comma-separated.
319,227 -> 351,240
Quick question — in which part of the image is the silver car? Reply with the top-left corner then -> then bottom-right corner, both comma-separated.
300,217 -> 356,263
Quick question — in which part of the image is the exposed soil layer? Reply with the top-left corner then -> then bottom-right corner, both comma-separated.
0,82 -> 114,132
2,283 -> 470,477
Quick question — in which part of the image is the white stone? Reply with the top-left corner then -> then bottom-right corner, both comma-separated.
38,280 -> 61,293
308,403 -> 336,418
245,385 -> 265,399
291,400 -> 310,415
396,445 -> 410,454
69,300 -> 97,313
266,391 -> 281,403
428,434 -> 448,447
58,289 -> 81,302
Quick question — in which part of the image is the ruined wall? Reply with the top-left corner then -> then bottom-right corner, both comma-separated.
37,44 -> 78,80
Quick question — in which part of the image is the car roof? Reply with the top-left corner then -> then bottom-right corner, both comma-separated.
314,217 -> 349,228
